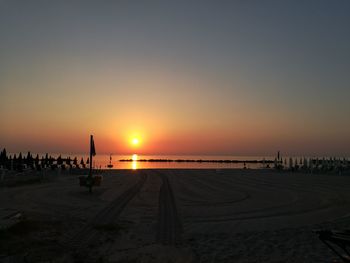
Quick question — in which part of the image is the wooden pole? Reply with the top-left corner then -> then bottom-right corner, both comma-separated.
89,135 -> 93,193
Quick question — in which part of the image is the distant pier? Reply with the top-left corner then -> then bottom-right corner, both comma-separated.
119,158 -> 274,163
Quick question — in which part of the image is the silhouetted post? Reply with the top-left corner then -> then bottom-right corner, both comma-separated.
89,135 -> 96,193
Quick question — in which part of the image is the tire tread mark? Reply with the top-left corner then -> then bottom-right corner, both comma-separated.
65,173 -> 147,254
156,173 -> 182,246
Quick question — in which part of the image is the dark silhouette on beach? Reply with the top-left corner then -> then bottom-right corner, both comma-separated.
0,148 -> 349,176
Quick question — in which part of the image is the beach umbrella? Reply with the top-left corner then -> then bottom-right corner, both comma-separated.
26,151 -> 34,168
308,158 -> 312,170
336,158 -> 341,169
57,155 -> 63,166
45,153 -> 49,165
295,158 -> 301,170
49,155 -> 54,165
9,155 -> 13,170
0,148 -> 6,166
66,157 -> 71,166
17,153 -> 23,171
34,154 -> 39,166
321,158 -> 325,170
303,158 -> 307,169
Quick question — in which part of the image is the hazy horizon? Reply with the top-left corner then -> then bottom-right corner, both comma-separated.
1,1 -> 349,156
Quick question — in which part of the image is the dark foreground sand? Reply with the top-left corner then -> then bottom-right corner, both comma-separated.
1,169 -> 350,262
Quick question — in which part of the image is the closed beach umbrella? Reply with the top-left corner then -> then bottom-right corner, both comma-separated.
303,158 -> 307,169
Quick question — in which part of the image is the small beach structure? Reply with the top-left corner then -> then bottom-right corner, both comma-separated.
107,154 -> 113,168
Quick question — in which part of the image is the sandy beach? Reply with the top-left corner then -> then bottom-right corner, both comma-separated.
1,169 -> 350,262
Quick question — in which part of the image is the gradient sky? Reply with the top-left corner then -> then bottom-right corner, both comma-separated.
1,0 -> 349,156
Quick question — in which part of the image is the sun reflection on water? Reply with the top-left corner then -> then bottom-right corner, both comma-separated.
131,154 -> 138,170
132,161 -> 137,170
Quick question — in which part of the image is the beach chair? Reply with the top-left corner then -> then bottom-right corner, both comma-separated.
314,229 -> 350,262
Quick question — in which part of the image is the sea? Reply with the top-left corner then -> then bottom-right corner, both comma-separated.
9,152 -> 348,170
33,154 -> 302,170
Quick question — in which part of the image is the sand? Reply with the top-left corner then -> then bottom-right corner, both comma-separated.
1,169 -> 350,262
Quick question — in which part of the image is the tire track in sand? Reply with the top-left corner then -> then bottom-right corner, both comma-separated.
156,172 -> 182,245
65,173 -> 147,257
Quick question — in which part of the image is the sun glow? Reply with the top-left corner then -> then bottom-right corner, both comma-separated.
132,154 -> 138,161
132,138 -> 139,145
122,130 -> 146,153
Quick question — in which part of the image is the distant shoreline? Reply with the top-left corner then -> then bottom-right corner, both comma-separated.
119,158 -> 274,163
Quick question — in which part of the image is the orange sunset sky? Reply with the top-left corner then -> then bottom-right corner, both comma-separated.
0,1 -> 349,156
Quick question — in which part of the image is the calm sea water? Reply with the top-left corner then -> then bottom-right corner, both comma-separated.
10,153 -> 349,170
52,154 -> 275,169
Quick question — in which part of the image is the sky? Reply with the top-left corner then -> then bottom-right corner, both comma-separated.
0,0 -> 349,156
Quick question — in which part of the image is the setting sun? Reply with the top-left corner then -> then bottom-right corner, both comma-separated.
131,138 -> 139,145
